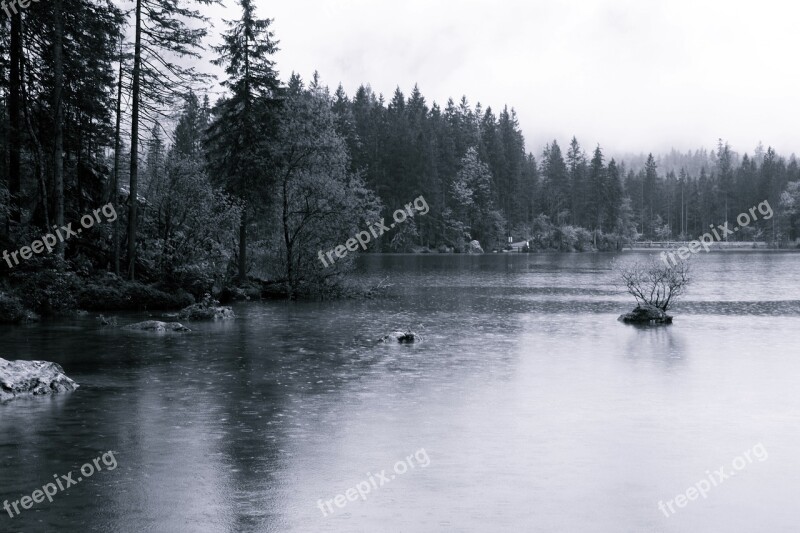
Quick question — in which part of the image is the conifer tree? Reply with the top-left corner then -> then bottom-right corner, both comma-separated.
206,0 -> 282,282
127,0 -> 212,279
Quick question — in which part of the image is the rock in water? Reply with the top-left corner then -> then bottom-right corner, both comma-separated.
618,304 -> 673,325
177,294 -> 235,321
98,314 -> 118,327
123,320 -> 191,332
467,240 -> 484,254
0,358 -> 79,403
380,331 -> 419,344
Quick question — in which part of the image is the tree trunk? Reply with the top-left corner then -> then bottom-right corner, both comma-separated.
9,10 -> 22,227
282,179 -> 293,299
21,85 -> 48,231
238,209 -> 247,282
112,51 -> 123,276
53,0 -> 65,256
128,0 -> 143,280
237,32 -> 251,285
76,114 -> 83,213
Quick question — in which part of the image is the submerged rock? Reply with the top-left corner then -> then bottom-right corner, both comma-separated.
123,320 -> 191,332
618,304 -> 673,325
177,294 -> 235,321
380,331 -> 419,344
0,358 -> 79,403
98,314 -> 118,327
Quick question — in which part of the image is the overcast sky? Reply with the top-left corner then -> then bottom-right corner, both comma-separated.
202,0 -> 800,158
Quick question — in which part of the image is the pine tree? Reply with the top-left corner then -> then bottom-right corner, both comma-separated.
498,107 -> 525,228
174,91 -> 207,158
7,8 -> 21,226
542,141 -> 569,224
566,137 -> 587,226
716,139 -> 734,237
331,84 -> 358,160
126,0 -> 211,279
206,0 -> 282,282
52,0 -> 64,255
643,154 -> 658,237
588,146 -> 606,233
605,158 -> 623,233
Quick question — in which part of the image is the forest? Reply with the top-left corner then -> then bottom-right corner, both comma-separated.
2,0 -> 800,317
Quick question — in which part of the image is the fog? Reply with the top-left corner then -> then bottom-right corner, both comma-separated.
193,0 -> 800,157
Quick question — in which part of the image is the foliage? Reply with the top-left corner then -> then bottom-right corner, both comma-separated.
0,292 -> 28,324
136,147 -> 243,294
10,267 -> 79,315
206,0 -> 282,280
263,79 -> 382,297
76,277 -> 194,311
4,0 -> 800,308
554,225 -> 593,252
449,148 -> 507,250
390,218 -> 420,252
779,181 -> 800,240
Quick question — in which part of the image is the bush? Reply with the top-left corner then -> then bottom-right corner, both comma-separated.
123,283 -> 194,310
154,266 -> 217,301
0,292 -> 29,324
77,281 -> 125,307
573,227 -> 594,251
595,231 -> 623,251
10,268 -> 80,315
554,225 -> 574,251
76,277 -> 194,311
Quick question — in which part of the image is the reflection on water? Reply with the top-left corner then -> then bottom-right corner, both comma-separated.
1,252 -> 799,532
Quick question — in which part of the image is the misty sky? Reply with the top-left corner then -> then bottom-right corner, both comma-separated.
202,0 -> 800,158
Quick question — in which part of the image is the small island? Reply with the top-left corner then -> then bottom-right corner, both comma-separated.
616,254 -> 691,325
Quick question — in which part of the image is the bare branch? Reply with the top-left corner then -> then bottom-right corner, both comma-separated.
615,254 -> 691,311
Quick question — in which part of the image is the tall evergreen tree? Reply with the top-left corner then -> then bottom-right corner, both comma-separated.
588,146 -> 606,232
605,158 -> 623,232
174,91 -> 208,158
126,0 -> 211,279
643,154 -> 658,237
206,0 -> 282,282
542,140 -> 569,224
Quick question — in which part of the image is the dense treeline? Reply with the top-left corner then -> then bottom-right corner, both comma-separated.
331,84 -> 800,248
622,143 -> 800,242
2,0 -> 800,312
331,85 -> 537,252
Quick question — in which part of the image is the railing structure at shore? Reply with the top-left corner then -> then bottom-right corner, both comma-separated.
624,241 -> 768,250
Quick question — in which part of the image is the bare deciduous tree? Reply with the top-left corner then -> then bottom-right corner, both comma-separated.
616,255 -> 691,311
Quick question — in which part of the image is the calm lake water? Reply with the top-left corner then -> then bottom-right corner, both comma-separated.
2,251 -> 800,532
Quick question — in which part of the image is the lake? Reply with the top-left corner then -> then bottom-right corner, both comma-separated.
2,251 -> 800,532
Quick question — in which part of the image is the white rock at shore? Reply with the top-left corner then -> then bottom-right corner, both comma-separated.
0,358 -> 79,403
